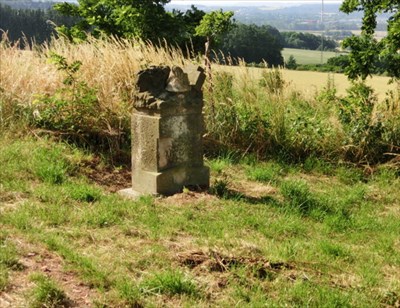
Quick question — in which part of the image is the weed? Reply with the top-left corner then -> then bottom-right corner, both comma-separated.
280,180 -> 318,215
116,279 -> 142,307
32,53 -> 102,134
141,270 -> 199,297
32,146 -> 72,184
303,156 -> 333,174
0,264 -> 9,291
246,161 -> 284,183
372,166 -> 399,184
210,178 -> 230,198
284,281 -> 352,307
29,273 -> 69,308
0,236 -> 22,270
336,165 -> 365,185
338,82 -> 388,162
43,236 -> 111,289
66,181 -> 102,203
207,155 -> 235,174
259,68 -> 285,94
2,37 -> 399,163
319,241 -> 353,261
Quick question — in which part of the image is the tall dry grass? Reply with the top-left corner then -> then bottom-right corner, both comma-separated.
0,36 -> 191,157
0,36 -> 189,117
1,35 -> 399,163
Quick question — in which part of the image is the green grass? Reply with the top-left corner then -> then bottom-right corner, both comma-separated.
28,273 -> 69,308
0,231 -> 22,291
282,48 -> 343,65
0,136 -> 399,306
141,270 -> 199,297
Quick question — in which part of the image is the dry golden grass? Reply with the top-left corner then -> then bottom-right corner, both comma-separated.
0,36 -> 190,112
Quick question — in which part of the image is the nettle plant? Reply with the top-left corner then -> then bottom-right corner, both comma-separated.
32,52 -> 99,134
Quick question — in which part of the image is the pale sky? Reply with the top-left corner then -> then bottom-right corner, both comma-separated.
168,1 -> 342,7
170,0 -> 342,3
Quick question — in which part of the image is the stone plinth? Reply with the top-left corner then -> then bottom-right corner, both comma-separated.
127,65 -> 209,196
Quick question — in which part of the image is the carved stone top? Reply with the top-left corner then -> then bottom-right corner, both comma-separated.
133,65 -> 205,110
166,66 -> 191,93
136,66 -> 170,95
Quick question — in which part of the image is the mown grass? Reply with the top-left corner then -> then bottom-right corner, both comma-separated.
0,136 -> 399,306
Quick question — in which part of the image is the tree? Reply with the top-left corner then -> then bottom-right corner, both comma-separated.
54,0 -> 177,42
285,55 -> 297,70
194,10 -> 234,115
340,0 -> 400,80
221,23 -> 284,66
195,10 -> 234,72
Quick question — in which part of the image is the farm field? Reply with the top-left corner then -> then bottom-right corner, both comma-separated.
282,70 -> 395,99
282,48 -> 342,65
218,65 -> 396,100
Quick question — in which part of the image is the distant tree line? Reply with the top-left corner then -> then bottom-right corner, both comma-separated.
281,31 -> 337,51
0,4 -> 78,44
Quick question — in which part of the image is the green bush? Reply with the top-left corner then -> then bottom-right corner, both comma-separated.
30,53 -> 130,156
338,82 -> 386,162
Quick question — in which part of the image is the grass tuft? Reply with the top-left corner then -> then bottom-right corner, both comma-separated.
280,180 -> 319,215
141,270 -> 200,297
29,273 -> 69,308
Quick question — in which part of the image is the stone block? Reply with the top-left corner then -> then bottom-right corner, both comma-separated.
121,65 -> 209,197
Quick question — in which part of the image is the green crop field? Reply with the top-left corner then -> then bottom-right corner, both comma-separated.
282,48 -> 344,65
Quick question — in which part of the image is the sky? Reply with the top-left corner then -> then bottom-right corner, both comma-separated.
169,0 -> 342,4
167,1 -> 342,9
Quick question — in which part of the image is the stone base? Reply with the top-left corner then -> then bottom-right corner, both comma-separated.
132,166 -> 210,196
117,188 -> 148,200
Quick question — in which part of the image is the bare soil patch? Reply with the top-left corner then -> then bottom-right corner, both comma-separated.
80,157 -> 131,193
0,237 -> 99,307
159,191 -> 219,206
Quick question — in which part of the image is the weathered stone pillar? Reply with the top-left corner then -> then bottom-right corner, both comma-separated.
121,65 -> 209,197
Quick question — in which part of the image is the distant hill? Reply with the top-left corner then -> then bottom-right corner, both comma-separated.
166,2 -> 388,32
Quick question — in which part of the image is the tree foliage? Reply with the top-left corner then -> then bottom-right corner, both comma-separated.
195,10 -> 234,45
340,0 -> 400,80
195,10 -> 234,72
221,23 -> 284,66
54,0 -> 178,42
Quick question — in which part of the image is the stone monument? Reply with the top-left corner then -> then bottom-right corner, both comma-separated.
120,65 -> 209,197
